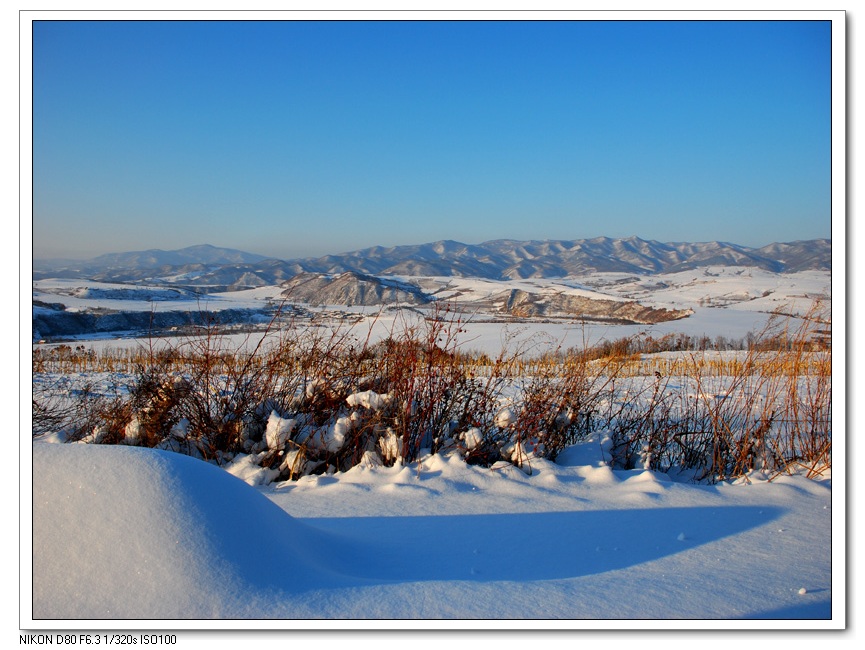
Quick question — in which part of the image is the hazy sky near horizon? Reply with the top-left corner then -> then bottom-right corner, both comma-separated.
31,18 -> 833,261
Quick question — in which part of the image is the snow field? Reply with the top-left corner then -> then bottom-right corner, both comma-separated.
29,437 -> 834,623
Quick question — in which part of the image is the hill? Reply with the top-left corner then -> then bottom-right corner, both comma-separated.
33,237 -> 832,289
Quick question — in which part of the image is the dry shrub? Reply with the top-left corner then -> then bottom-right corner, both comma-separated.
33,300 -> 831,482
604,302 -> 831,481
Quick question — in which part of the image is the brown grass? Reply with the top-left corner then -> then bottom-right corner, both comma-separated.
32,302 -> 831,482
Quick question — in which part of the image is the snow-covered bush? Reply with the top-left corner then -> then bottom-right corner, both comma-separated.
123,417 -> 142,445
462,427 -> 483,451
346,389 -> 391,411
264,411 -> 296,450
378,427 -> 401,464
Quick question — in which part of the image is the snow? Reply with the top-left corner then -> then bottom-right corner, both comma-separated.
346,389 -> 391,410
463,426 -> 483,450
28,433 -> 838,628
32,269 -> 832,365
33,279 -> 287,314
414,275 -> 627,304
264,410 -> 296,449
494,406 -> 517,428
23,269 -> 849,639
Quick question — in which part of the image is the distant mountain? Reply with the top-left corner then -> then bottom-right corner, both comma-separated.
32,237 -> 832,289
282,236 -> 831,279
754,240 -> 833,273
93,244 -> 268,267
34,244 -> 268,274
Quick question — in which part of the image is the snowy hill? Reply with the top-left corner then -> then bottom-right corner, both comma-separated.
280,271 -> 432,306
32,237 -> 832,289
34,244 -> 269,278
30,438 -> 834,623
287,237 -> 831,279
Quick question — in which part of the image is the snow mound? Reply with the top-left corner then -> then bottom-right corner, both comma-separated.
32,443 -> 358,619
29,439 -> 834,622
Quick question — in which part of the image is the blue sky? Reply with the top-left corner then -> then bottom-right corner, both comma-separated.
31,18 -> 833,260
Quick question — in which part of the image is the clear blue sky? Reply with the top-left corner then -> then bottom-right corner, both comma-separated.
31,19 -> 833,260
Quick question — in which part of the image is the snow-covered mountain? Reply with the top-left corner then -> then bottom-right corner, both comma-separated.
33,237 -> 832,289
33,244 -> 268,276
313,236 -> 830,278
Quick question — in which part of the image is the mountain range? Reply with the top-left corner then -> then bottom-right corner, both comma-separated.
33,237 -> 832,291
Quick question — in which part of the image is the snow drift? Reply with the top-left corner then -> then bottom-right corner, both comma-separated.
32,443 -> 360,619
30,440 -> 835,623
